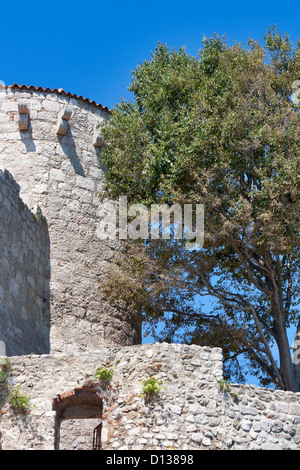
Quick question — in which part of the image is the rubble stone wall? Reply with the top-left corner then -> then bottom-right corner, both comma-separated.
1,343 -> 299,451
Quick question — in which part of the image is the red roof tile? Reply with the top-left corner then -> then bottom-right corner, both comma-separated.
7,83 -> 110,113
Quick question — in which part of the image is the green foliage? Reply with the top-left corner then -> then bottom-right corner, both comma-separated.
0,359 -> 11,393
0,358 -> 31,414
0,369 -> 7,385
142,376 -> 162,397
99,27 -> 300,392
217,379 -> 231,392
7,386 -> 30,415
1,358 -> 12,373
95,366 -> 115,383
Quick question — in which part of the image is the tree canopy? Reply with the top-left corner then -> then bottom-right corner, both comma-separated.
99,26 -> 300,391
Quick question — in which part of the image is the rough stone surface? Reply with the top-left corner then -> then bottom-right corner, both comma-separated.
0,86 -> 140,354
0,168 -> 50,355
1,343 -> 300,450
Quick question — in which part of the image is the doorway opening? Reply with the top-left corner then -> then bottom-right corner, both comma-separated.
52,385 -> 104,450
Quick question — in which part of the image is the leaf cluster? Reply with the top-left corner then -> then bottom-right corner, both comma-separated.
0,359 -> 31,414
100,27 -> 300,389
141,376 -> 162,397
95,366 -> 115,383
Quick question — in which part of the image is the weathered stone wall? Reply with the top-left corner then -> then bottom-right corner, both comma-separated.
0,86 -> 140,354
0,168 -> 50,356
1,343 -> 299,451
222,382 -> 300,450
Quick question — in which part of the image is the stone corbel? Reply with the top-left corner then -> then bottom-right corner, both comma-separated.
18,101 -> 29,131
56,104 -> 73,136
93,124 -> 103,148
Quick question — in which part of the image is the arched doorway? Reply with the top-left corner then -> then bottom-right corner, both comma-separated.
52,384 -> 103,450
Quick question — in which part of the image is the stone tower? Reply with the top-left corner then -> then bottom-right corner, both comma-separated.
0,84 -> 141,355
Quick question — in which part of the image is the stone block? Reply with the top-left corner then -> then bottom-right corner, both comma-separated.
56,118 -> 69,136
18,112 -> 29,131
61,104 -> 73,121
0,340 -> 6,356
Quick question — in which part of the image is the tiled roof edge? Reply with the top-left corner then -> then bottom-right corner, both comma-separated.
6,83 -> 110,113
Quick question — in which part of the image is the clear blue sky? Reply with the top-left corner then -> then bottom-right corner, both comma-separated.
0,0 -> 299,109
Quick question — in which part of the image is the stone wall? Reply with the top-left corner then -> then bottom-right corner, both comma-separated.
0,85 -> 140,354
222,382 -> 300,450
1,343 -> 299,450
0,168 -> 50,356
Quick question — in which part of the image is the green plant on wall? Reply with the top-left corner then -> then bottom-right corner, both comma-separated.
217,379 -> 231,392
0,358 -> 12,403
95,366 -> 115,383
142,376 -> 162,398
7,386 -> 31,415
1,358 -> 12,375
0,369 -> 8,386
0,358 -> 31,415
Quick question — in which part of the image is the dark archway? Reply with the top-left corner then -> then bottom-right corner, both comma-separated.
52,384 -> 103,450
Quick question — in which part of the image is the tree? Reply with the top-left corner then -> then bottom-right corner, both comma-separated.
99,26 -> 300,391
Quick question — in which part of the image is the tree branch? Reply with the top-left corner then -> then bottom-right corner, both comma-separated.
200,273 -> 285,389
232,241 -> 270,296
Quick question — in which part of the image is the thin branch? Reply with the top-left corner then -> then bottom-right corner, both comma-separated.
248,305 -> 285,389
200,273 -> 285,389
232,242 -> 270,296
284,256 -> 292,320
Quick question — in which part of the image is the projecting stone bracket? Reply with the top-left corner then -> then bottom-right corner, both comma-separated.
93,124 -> 103,148
56,104 -> 73,136
18,101 -> 29,131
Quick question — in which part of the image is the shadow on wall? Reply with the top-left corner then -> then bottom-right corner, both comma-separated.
0,181 -> 51,356
41,228 -> 51,355
58,127 -> 85,177
19,116 -> 36,153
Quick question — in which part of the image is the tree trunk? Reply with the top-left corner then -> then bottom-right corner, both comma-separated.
274,309 -> 298,392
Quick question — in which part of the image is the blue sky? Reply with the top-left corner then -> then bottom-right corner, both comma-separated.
0,0 -> 299,109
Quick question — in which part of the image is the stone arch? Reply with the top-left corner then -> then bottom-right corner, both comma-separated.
52,384 -> 103,450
